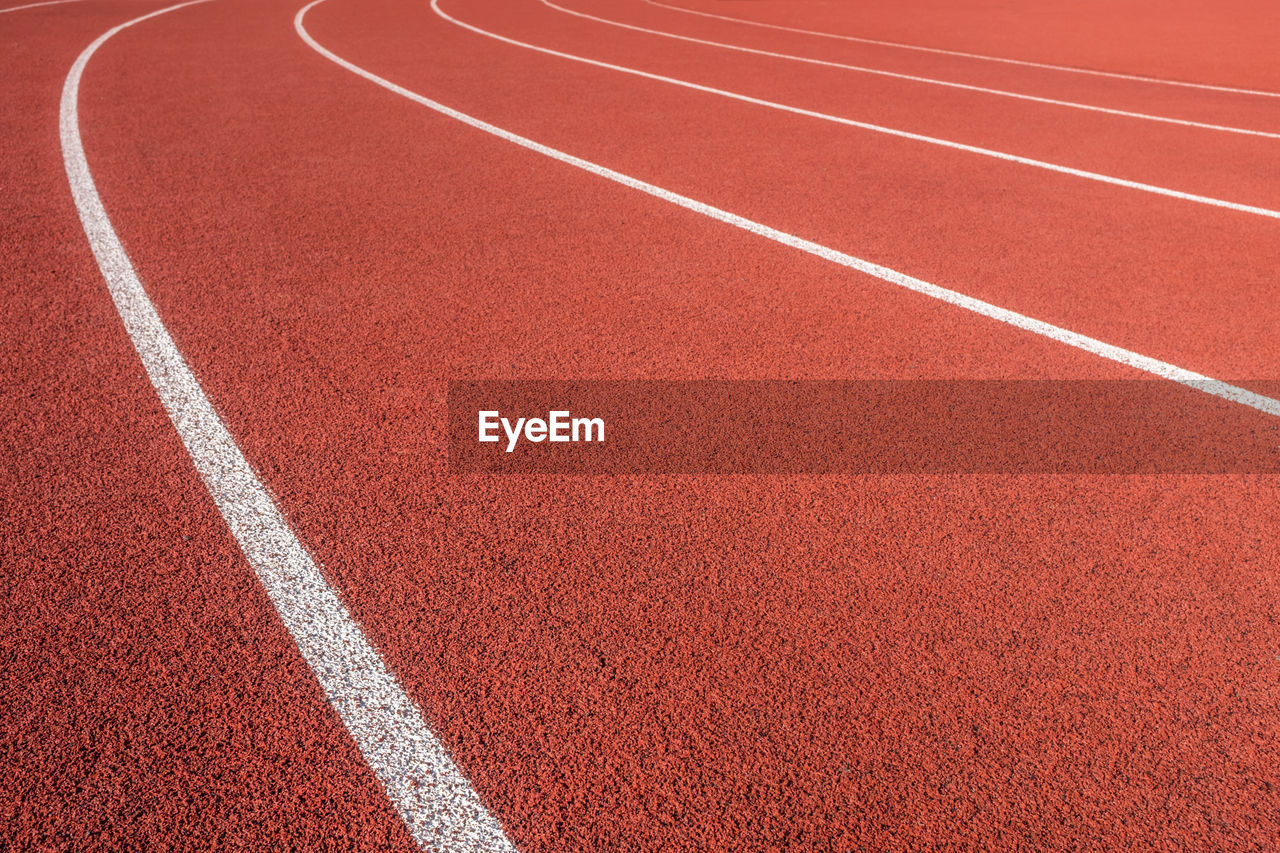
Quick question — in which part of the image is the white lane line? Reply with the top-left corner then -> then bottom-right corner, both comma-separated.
431,0 -> 1280,221
0,0 -> 85,14
539,0 -> 1279,140
61,4 -> 516,851
644,0 -> 1280,99
295,0 -> 1280,419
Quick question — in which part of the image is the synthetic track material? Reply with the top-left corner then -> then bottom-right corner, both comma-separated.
430,0 -> 1280,221
540,0 -> 1280,139
0,0 -> 85,13
3,1 -> 416,848
7,0 -> 1280,848
298,0 -> 1280,418
645,0 -> 1280,97
58,1 -> 512,849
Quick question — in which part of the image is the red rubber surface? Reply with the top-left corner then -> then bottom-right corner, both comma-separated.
3,0 -> 1279,848
0,2 -> 416,849
656,0 -> 1280,93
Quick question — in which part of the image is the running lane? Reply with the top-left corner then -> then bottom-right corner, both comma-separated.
650,0 -> 1280,94
56,0 -> 1280,847
448,0 -> 1280,218
315,0 -> 1280,380
0,3 -> 414,848
543,0 -> 1280,141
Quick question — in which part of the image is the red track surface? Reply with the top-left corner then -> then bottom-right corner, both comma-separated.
3,0 -> 1279,849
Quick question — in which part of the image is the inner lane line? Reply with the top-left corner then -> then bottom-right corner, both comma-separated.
60,2 -> 516,849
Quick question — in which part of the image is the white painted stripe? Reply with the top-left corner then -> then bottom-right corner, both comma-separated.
61,4 -> 516,851
430,0 -> 1280,220
295,0 -> 1280,419
539,0 -> 1279,140
0,0 -> 85,14
645,0 -> 1280,100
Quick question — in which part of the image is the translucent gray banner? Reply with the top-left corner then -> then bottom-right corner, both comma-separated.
447,380 -> 1280,474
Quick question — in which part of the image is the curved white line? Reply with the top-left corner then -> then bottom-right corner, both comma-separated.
296,0 -> 1280,418
538,0 -> 1279,140
61,3 -> 516,850
0,0 -> 85,14
431,0 -> 1280,220
644,0 -> 1280,100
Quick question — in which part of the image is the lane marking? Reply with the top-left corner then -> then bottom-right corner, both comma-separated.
431,0 -> 1280,220
295,0 -> 1280,419
0,0 -> 85,13
61,3 -> 516,851
539,0 -> 1280,140
645,0 -> 1280,99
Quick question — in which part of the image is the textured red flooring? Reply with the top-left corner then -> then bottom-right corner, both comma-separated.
656,0 -> 1280,92
298,0 -> 1280,379
470,0 -> 1280,210
4,0 -> 1280,849
0,3 -> 414,849
565,0 -> 1280,140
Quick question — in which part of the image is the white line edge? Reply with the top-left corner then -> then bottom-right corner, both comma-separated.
0,0 -> 85,14
60,3 -> 517,851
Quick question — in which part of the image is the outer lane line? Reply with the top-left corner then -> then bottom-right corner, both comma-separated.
430,0 -> 1280,221
0,0 -> 85,14
538,0 -> 1280,140
644,0 -> 1280,99
295,0 -> 1280,419
60,3 -> 516,851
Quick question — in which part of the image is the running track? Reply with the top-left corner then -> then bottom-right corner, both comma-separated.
2,0 -> 1279,849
